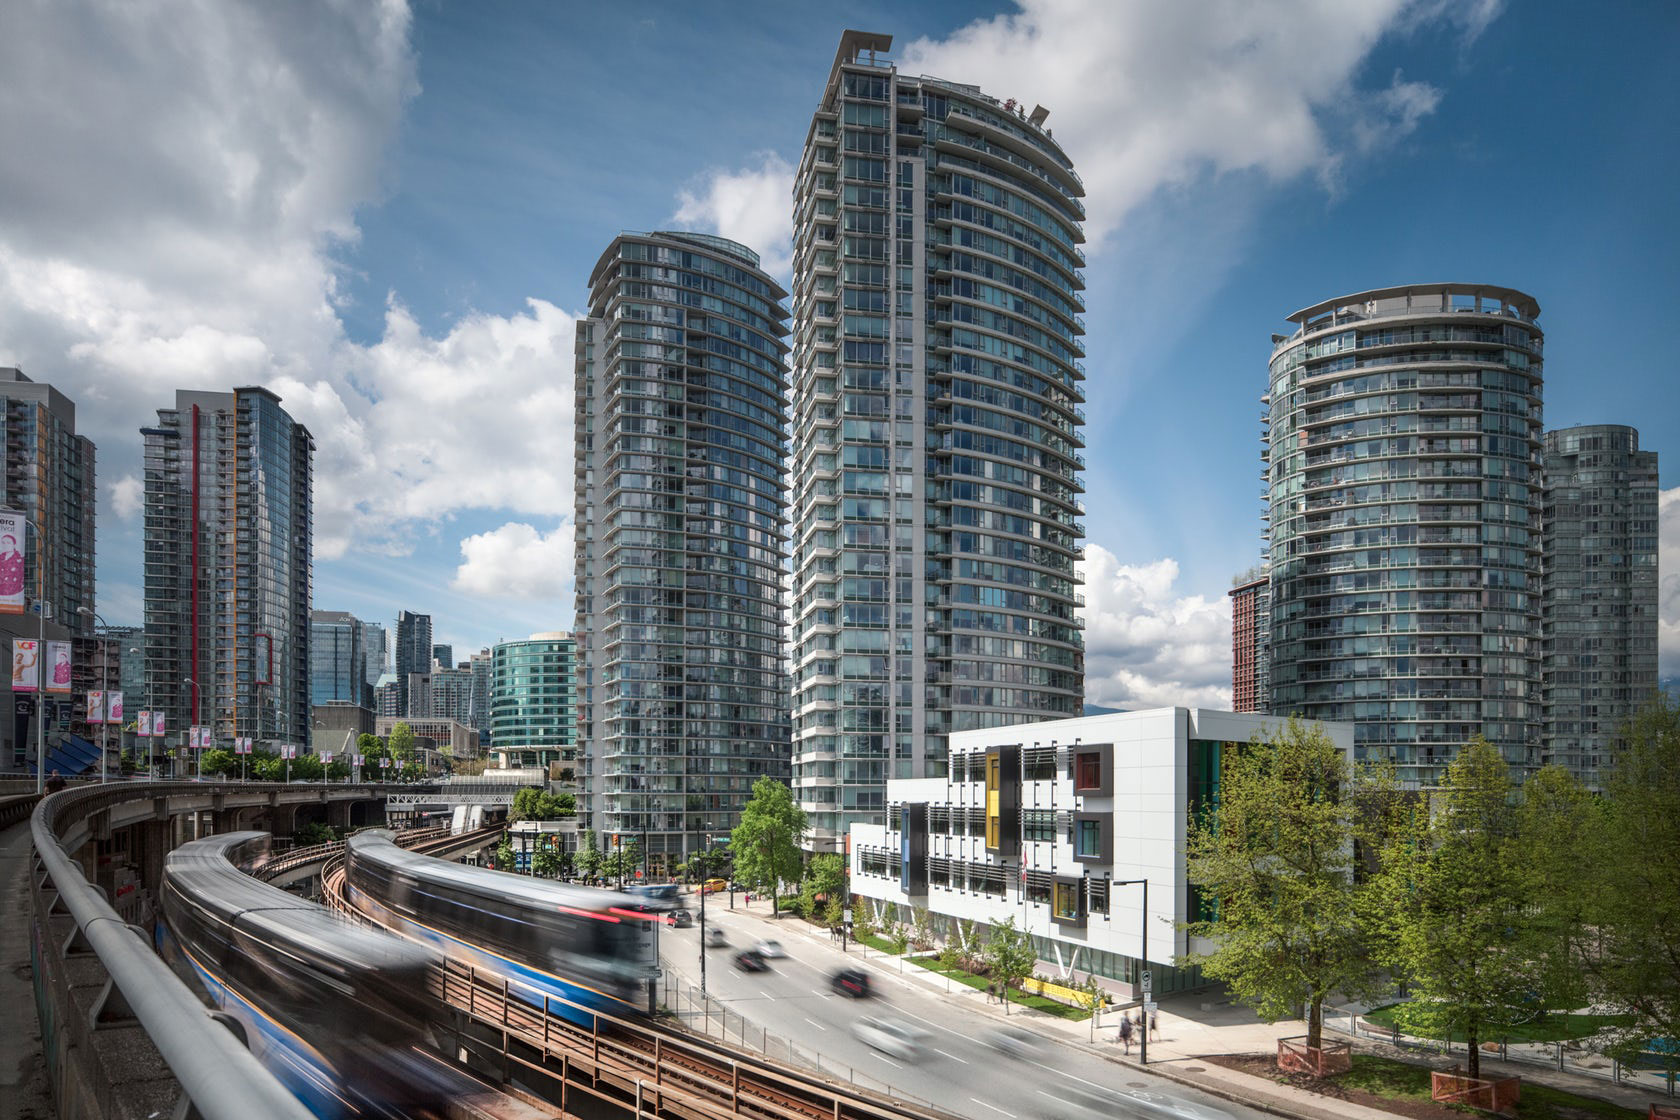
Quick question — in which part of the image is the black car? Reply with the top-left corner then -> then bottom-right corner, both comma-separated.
831,967 -> 871,998
669,908 -> 693,928
734,949 -> 768,972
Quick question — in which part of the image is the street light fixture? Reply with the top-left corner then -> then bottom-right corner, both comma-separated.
183,677 -> 202,780
1114,877 -> 1151,1065
76,606 -> 112,784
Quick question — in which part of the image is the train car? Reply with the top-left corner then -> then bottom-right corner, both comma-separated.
344,830 -> 660,1026
162,832 -> 453,1119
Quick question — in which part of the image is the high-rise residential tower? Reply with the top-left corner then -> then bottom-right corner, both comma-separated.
432,643 -> 453,669
789,32 -> 1088,852
1541,424 -> 1659,788
0,368 -> 97,634
1229,568 -> 1270,713
1265,285 -> 1544,785
393,609 -> 432,717
468,647 -> 494,742
575,230 -> 791,873
142,387 -> 313,747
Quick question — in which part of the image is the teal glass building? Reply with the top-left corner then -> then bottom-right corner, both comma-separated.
490,632 -> 578,773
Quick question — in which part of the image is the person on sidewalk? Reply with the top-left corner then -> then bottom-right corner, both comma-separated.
1119,1014 -> 1134,1055
1150,1008 -> 1159,1041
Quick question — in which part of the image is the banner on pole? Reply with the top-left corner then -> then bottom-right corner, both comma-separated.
87,690 -> 106,725
137,709 -> 150,737
108,692 -> 123,723
321,752 -> 333,764
44,641 -> 71,693
151,711 -> 166,738
11,639 -> 38,692
0,511 -> 24,615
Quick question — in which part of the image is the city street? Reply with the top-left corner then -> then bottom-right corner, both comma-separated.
660,903 -> 1263,1120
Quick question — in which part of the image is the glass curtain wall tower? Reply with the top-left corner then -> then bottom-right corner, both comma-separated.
575,230 -> 791,874
1265,285 -> 1544,785
790,32 -> 1087,853
1540,424 -> 1659,789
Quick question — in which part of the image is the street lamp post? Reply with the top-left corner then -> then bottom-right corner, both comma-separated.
128,646 -> 155,780
184,677 -> 201,780
1114,877 -> 1151,1065
76,607 -> 114,783
31,595 -> 50,794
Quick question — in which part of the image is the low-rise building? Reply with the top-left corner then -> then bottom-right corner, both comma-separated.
848,707 -> 1354,998
376,716 -> 479,760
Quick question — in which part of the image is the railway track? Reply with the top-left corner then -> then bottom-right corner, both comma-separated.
320,845 -> 958,1120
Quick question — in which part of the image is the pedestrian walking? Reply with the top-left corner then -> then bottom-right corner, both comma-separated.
1118,1014 -> 1134,1055
1150,1009 -> 1160,1041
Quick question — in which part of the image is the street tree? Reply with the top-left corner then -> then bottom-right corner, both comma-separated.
984,917 -> 1037,1014
730,777 -> 806,915
1183,717 -> 1378,1052
532,841 -> 562,880
1367,738 -> 1536,1078
493,838 -> 515,873
888,924 -> 911,972
388,722 -> 416,762
1517,765 -> 1600,1016
357,733 -> 385,760
577,829 -> 604,883
1592,694 -> 1680,1075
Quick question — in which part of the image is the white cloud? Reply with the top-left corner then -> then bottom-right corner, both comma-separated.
1660,487 -> 1680,678
672,152 -> 795,280
108,475 -> 143,522
0,0 -> 583,586
896,0 -> 1463,243
1078,546 -> 1233,710
452,521 -> 576,600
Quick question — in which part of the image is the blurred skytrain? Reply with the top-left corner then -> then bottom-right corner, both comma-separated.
161,832 -> 454,1119
345,830 -> 661,1024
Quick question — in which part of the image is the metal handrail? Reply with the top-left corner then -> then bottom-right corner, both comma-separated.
32,786 -> 318,1120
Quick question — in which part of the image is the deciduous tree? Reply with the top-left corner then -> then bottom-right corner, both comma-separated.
1592,694 -> 1680,1076
1183,717 -> 1377,1051
730,778 -> 806,916
388,722 -> 416,762
984,916 -> 1036,1015
1368,738 -> 1535,1078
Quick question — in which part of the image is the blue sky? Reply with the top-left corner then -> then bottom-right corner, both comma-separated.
0,0 -> 1675,704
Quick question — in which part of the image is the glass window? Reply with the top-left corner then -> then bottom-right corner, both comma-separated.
1075,818 -> 1101,858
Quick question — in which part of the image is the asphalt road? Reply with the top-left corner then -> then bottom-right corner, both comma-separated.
658,905 -> 1266,1120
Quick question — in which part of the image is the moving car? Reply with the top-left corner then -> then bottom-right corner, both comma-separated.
704,926 -> 728,948
986,1024 -> 1041,1059
668,908 -> 693,928
830,967 -> 870,998
699,878 -> 729,894
734,949 -> 768,972
754,939 -> 785,958
851,1016 -> 928,1061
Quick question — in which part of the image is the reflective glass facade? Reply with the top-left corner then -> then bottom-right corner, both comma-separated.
309,609 -> 363,707
1265,285 -> 1544,784
490,633 -> 577,772
394,609 -> 431,717
142,387 -> 312,748
790,33 -> 1087,852
0,368 -> 97,634
575,231 -> 791,871
1540,425 -> 1659,789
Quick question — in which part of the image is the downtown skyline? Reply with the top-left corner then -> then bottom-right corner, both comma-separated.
0,0 -> 1676,708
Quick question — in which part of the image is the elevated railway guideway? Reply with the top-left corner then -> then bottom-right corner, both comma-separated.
323,847 -> 964,1120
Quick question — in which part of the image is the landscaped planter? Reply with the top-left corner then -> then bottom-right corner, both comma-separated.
1430,1069 -> 1521,1115
1277,1035 -> 1353,1077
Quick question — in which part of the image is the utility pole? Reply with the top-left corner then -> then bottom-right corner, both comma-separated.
1115,877 -> 1151,1065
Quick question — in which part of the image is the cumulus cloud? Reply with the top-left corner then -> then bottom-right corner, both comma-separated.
1660,487 -> 1680,678
672,152 -> 796,280
896,0 -> 1461,242
1079,546 -> 1233,710
452,521 -> 576,600
0,0 -> 582,589
108,476 -> 143,522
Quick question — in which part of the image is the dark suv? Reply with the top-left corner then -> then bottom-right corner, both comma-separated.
831,968 -> 871,998
668,909 -> 693,928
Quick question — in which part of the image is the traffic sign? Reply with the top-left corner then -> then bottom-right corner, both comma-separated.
1140,970 -> 1152,993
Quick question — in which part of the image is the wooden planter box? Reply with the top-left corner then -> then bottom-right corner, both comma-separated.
1431,1069 -> 1521,1115
1277,1036 -> 1354,1077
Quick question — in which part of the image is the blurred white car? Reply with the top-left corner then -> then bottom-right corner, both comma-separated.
851,1016 -> 929,1061
754,939 -> 785,958
986,1024 -> 1042,1059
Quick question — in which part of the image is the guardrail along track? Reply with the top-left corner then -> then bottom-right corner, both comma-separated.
323,852 -> 957,1120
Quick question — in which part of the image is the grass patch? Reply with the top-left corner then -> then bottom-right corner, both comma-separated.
1364,1004 -> 1631,1044
1337,1055 -> 1642,1120
862,947 -> 1093,1021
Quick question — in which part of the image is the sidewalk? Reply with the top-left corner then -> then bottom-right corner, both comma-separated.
711,895 -> 1667,1120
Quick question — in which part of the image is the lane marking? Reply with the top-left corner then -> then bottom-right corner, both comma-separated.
970,1098 -> 1016,1117
872,1052 -> 903,1068
802,1017 -> 827,1031
935,1048 -> 968,1063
